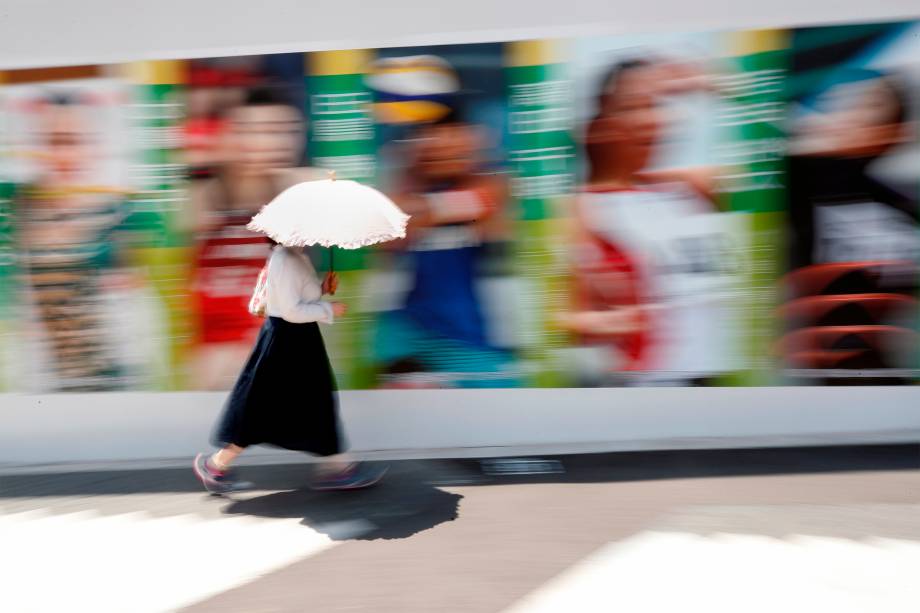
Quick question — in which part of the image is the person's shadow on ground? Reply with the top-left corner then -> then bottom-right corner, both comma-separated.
220,462 -> 463,541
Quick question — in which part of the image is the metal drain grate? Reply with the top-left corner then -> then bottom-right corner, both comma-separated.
480,458 -> 565,476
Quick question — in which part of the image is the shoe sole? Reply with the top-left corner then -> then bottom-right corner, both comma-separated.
311,467 -> 388,491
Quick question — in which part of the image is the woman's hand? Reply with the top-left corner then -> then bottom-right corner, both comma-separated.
322,272 -> 339,295
331,302 -> 348,318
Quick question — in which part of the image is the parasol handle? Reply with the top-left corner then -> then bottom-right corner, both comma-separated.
327,169 -> 335,280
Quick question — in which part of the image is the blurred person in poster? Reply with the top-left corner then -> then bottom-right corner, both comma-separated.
12,91 -> 162,391
373,103 -> 517,388
559,57 -> 743,386
781,69 -> 919,381
787,70 -> 918,268
189,85 -> 324,390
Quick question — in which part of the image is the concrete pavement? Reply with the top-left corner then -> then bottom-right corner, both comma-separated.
2,445 -> 918,612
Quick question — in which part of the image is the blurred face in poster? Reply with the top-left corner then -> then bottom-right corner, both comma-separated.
220,101 -> 304,178
793,76 -> 909,159
36,98 -> 97,185
411,119 -> 483,184
587,61 -> 665,178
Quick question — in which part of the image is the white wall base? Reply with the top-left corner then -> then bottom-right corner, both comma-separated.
2,387 -> 918,468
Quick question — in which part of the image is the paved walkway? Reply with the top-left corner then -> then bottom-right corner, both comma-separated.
2,445 -> 918,612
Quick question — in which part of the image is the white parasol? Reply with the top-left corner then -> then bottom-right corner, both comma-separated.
247,171 -> 410,271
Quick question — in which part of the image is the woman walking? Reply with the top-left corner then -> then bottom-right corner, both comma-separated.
194,240 -> 387,494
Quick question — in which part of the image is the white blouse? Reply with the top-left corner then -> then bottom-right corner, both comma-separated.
265,246 -> 335,324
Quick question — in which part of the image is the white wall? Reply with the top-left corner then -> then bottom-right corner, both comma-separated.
0,0 -> 918,69
2,388 -> 918,466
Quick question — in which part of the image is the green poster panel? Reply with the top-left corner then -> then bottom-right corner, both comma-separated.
506,41 -> 576,387
126,61 -> 193,389
716,31 -> 790,386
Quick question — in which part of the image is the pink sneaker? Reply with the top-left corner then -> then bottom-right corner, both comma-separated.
193,453 -> 252,496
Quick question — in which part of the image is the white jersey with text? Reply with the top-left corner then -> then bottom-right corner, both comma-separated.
580,183 -> 745,379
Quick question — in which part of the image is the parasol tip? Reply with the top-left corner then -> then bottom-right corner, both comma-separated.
328,170 -> 337,181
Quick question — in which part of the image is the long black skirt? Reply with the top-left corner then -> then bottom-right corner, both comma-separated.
212,317 -> 344,456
